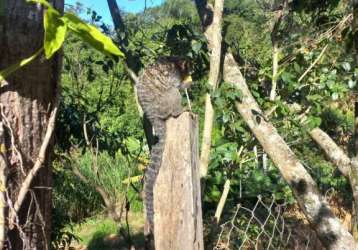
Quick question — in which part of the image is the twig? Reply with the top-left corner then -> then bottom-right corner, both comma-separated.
298,44 -> 328,82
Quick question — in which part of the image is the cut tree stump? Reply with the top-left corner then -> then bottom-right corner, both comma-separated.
153,112 -> 204,250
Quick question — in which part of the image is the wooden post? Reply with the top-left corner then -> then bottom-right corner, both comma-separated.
153,112 -> 204,250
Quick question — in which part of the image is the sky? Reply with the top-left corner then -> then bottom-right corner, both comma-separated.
65,0 -> 165,24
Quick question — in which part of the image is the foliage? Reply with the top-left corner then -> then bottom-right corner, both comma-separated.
51,0 -> 357,248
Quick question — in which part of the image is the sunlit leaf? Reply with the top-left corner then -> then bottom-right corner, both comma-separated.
44,8 -> 67,59
62,13 -> 124,58
0,48 -> 43,82
122,175 -> 142,184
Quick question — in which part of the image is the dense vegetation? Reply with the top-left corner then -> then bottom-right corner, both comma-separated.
51,0 -> 357,249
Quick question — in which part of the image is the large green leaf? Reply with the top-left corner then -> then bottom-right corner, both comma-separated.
62,13 -> 124,58
44,8 -> 67,59
0,48 -> 43,82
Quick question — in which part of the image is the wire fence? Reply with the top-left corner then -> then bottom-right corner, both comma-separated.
213,196 -> 320,250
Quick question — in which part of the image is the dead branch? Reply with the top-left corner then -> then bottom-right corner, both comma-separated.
214,179 -> 231,223
309,128 -> 350,177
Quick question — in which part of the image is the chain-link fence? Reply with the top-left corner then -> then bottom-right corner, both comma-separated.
213,195 -> 325,250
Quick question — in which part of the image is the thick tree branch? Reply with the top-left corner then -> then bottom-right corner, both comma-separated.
309,128 -> 350,177
196,0 -> 224,177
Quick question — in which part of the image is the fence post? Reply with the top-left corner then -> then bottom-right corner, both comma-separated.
153,112 -> 204,250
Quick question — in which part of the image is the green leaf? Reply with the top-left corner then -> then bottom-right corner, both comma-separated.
293,62 -> 301,73
0,48 -> 43,82
44,8 -> 67,59
191,40 -> 202,53
124,137 -> 140,153
306,116 -> 322,129
62,13 -> 124,58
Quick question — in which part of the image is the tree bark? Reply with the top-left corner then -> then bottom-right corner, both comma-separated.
223,52 -> 357,250
153,113 -> 204,250
0,0 -> 63,249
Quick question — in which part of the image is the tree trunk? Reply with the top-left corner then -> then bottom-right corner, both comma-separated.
154,113 -> 204,250
0,0 -> 63,249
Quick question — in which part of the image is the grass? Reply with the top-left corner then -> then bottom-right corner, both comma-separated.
71,212 -> 145,250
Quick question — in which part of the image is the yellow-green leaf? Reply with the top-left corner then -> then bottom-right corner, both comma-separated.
0,48 -> 43,82
122,175 -> 143,185
44,8 -> 67,59
62,13 -> 124,58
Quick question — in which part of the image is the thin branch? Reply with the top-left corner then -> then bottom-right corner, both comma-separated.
298,44 -> 328,82
269,0 -> 288,101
